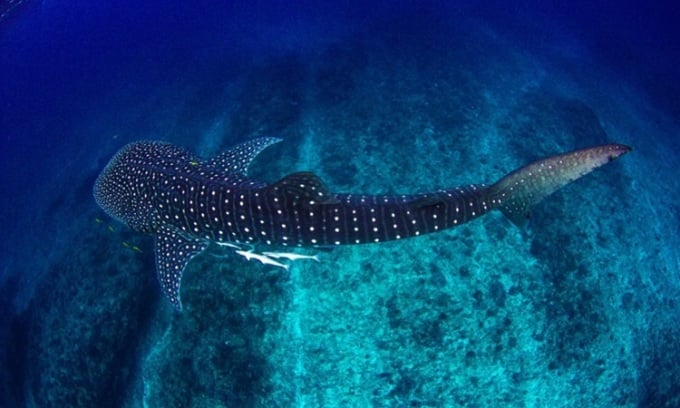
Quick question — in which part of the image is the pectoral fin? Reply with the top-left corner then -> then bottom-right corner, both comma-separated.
154,226 -> 208,310
208,137 -> 282,176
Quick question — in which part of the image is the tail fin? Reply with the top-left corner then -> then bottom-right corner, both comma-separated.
488,144 -> 631,227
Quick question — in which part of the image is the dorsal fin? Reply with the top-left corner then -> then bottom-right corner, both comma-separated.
409,193 -> 447,210
208,137 -> 282,176
263,172 -> 339,206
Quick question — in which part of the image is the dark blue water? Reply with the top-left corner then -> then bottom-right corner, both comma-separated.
1,1 -> 679,406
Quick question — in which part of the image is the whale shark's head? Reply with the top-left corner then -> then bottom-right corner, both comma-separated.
94,137 -> 284,310
94,141 -> 180,233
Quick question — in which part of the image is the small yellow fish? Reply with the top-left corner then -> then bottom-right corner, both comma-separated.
95,218 -> 103,223
132,246 -> 143,253
189,161 -> 199,166
122,242 -> 130,248
108,225 -> 116,232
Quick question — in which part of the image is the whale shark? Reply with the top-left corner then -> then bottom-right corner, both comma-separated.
94,138 -> 631,310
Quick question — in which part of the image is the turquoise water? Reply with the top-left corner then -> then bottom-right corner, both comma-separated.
1,1 -> 678,407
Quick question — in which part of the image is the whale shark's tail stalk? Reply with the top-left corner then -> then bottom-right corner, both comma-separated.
488,144 -> 631,226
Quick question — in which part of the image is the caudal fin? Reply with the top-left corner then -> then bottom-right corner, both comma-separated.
488,144 -> 631,227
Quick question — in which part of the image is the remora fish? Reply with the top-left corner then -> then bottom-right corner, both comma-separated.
93,138 -> 630,310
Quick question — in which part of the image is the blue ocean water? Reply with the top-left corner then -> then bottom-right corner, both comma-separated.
1,1 -> 679,406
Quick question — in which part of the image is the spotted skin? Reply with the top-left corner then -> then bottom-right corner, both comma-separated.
94,138 -> 631,310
